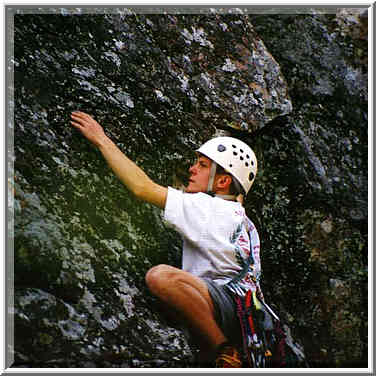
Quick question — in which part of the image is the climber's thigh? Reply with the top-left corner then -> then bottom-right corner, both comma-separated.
145,264 -> 215,313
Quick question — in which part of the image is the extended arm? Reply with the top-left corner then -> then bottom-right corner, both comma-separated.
70,111 -> 167,209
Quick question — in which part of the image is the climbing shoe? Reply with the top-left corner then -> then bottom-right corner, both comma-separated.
215,342 -> 242,368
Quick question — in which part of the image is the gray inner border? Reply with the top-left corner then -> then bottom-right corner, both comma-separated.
4,3 -> 374,375
4,4 -> 372,15
5,3 -> 15,372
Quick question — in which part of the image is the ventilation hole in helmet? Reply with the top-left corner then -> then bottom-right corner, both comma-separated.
232,144 -> 237,148
245,162 -> 249,167
240,149 -> 244,153
229,164 -> 233,168
249,172 -> 255,181
217,144 -> 226,152
240,156 -> 244,161
246,154 -> 250,159
251,161 -> 254,166
233,152 -> 238,156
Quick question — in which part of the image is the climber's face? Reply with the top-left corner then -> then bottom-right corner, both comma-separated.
186,155 -> 212,193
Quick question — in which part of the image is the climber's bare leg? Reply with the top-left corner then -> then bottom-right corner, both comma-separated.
145,264 -> 226,356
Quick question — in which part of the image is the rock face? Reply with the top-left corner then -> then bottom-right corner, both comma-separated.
10,7 -> 368,368
248,10 -> 367,367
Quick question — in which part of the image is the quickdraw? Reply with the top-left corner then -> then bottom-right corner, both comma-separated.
235,289 -> 275,367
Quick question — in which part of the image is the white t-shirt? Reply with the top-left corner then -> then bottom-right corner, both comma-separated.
164,187 -> 261,293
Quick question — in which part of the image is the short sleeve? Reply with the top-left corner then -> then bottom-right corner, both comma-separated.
164,187 -> 211,244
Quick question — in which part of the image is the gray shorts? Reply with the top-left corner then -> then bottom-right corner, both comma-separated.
203,278 -> 242,346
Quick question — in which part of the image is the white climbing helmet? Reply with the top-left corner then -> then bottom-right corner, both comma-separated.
196,136 -> 257,195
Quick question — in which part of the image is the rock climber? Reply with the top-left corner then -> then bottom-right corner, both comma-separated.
70,111 -> 262,367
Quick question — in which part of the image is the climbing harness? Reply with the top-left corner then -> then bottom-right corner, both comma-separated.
234,289 -> 280,367
225,223 -> 308,368
229,281 -> 308,368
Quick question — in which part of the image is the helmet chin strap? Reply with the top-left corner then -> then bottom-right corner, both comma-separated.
207,161 -> 237,201
207,161 -> 217,194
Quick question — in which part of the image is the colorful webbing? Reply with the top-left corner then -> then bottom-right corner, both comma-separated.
235,295 -> 250,367
245,291 -> 256,336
